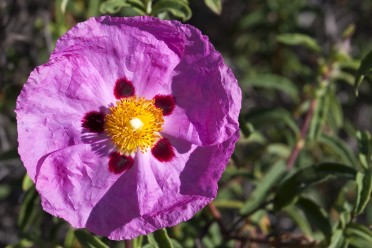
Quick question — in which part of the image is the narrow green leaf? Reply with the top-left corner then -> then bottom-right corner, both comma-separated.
273,163 -> 356,210
147,229 -> 173,248
354,171 -> 372,215
328,92 -> 344,129
240,161 -> 286,215
74,229 -> 109,248
22,174 -> 33,191
213,199 -> 244,209
100,0 -> 131,14
308,89 -> 330,140
152,0 -> 191,21
318,134 -> 357,167
284,206 -> 312,237
61,0 -> 69,14
204,0 -> 222,14
296,197 -> 332,238
242,74 -> 299,101
356,130 -> 372,170
329,229 -> 345,248
64,229 -> 75,248
354,49 -> 372,95
345,223 -> 372,248
133,235 -> 144,248
17,187 -> 38,230
277,33 -> 321,52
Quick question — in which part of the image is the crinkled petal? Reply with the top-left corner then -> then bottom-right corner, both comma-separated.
36,144 -> 119,228
16,55 -> 111,180
86,131 -> 239,240
51,16 -> 241,146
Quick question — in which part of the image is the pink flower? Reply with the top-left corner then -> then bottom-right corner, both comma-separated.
16,16 -> 241,240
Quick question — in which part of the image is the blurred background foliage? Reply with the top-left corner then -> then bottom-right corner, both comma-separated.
1,0 -> 372,247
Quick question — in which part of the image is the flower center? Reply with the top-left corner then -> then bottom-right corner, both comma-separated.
105,96 -> 164,155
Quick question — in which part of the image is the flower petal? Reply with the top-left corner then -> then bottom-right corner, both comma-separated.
35,144 -> 120,228
52,16 -> 241,146
85,131 -> 239,239
16,54 -> 114,180
52,16 -> 184,101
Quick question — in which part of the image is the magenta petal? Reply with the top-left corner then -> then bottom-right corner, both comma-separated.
36,144 -> 119,228
16,55 -> 112,180
86,132 -> 239,240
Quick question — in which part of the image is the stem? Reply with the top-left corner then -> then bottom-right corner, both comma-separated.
207,203 -> 228,235
286,99 -> 317,169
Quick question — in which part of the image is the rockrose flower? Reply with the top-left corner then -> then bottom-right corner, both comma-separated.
16,16 -> 241,239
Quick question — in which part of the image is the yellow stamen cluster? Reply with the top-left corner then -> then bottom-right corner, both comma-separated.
105,96 -> 164,154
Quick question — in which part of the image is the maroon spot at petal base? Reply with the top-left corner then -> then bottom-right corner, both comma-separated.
154,94 -> 176,116
151,138 -> 175,162
108,152 -> 134,174
82,111 -> 105,133
114,78 -> 135,99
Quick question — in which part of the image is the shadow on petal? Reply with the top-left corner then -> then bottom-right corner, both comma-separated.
86,160 -> 140,237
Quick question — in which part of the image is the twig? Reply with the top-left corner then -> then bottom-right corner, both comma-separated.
286,99 -> 317,169
207,203 -> 228,236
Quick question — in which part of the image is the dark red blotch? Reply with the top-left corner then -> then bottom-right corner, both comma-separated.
82,111 -> 105,133
114,78 -> 135,99
151,138 -> 175,162
108,152 -> 134,174
154,94 -> 176,116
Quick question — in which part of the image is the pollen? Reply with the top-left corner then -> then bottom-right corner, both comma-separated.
105,96 -> 164,154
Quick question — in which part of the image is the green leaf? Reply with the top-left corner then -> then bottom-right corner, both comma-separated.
308,89 -> 330,140
356,130 -> 372,170
240,161 -> 286,215
17,187 -> 38,231
318,134 -> 357,167
354,49 -> 372,95
295,197 -> 332,238
213,199 -> 244,209
328,92 -> 344,129
61,0 -> 70,14
277,33 -> 321,52
245,108 -> 300,138
329,229 -> 346,248
204,0 -> 222,14
284,206 -> 312,237
242,74 -> 299,101
345,223 -> 372,248
133,235 -> 144,248
100,0 -> 131,14
354,171 -> 372,215
74,229 -> 109,248
22,174 -> 33,191
273,163 -> 357,210
147,229 -> 173,248
152,0 -> 192,21
64,229 -> 75,248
